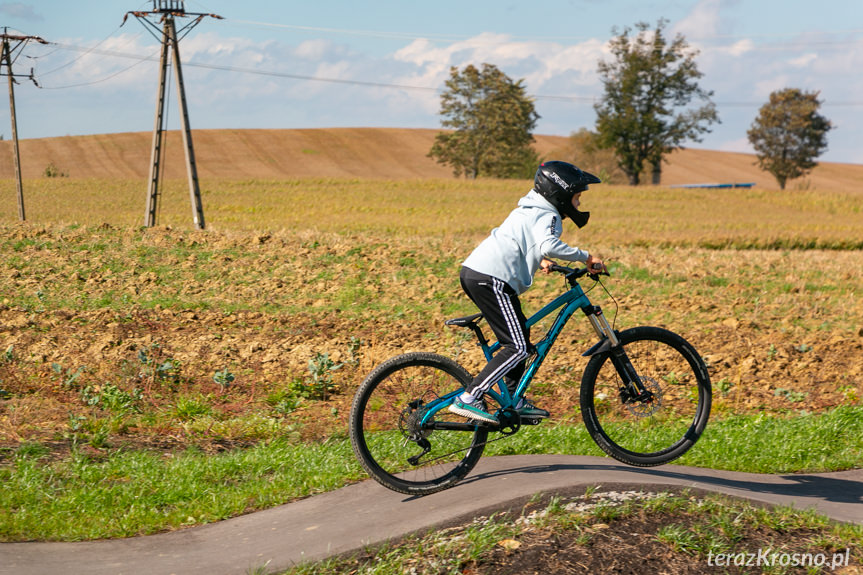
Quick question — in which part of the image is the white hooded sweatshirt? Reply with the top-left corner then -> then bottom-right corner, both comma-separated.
463,189 -> 590,295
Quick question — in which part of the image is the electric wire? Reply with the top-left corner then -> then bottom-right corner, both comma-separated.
34,43 -> 863,108
37,52 -> 156,89
28,34 -> 863,107
31,24 -> 128,78
21,23 -> 863,108
224,17 -> 863,47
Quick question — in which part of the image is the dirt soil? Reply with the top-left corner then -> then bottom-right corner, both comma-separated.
339,490 -> 861,575
0,226 -> 861,452
469,512 -> 861,575
1,300 -> 861,451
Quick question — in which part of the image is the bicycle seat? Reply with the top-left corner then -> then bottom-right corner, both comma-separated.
445,313 -> 483,327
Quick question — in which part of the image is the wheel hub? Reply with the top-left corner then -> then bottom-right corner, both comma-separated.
626,377 -> 663,418
399,399 -> 433,441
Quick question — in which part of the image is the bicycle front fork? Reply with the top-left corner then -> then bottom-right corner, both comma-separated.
585,304 -> 620,347
584,306 -> 653,404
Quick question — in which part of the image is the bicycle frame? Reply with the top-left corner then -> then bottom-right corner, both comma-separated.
420,270 -> 622,426
484,277 -> 619,409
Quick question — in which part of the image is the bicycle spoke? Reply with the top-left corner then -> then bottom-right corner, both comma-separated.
350,353 -> 488,495
581,326 -> 711,465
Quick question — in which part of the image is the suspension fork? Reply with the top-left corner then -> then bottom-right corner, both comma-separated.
583,305 -> 651,401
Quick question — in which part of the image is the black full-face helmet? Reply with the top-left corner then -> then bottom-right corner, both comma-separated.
534,161 -> 601,228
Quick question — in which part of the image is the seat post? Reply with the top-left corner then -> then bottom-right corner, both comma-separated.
470,323 -> 489,348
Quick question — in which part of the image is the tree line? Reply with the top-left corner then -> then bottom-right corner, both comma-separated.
429,19 -> 832,190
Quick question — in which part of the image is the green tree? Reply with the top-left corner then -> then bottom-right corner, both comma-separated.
594,19 -> 718,185
566,128 -> 627,185
429,63 -> 539,179
747,88 -> 832,190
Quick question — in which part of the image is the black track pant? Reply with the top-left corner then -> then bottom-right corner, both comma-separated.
459,266 -> 530,398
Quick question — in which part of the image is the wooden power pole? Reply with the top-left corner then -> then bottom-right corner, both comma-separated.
126,1 -> 221,230
0,29 -> 46,221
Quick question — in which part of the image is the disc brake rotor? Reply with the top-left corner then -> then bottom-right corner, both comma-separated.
627,377 -> 663,418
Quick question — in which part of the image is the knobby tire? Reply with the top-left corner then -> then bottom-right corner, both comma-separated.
580,326 -> 711,466
349,352 -> 487,495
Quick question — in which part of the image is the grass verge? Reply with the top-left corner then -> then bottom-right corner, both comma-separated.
1,406 -> 860,542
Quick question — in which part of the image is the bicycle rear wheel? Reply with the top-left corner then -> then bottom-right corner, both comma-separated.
349,352 -> 488,495
580,326 -> 711,466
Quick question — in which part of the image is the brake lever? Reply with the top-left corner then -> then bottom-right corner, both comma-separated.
587,265 -> 610,280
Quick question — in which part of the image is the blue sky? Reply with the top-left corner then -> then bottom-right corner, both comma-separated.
2,0 -> 862,163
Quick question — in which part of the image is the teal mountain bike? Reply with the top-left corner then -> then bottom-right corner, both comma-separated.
349,265 -> 711,495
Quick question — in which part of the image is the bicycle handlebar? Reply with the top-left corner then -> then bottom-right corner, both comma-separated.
549,263 -> 609,283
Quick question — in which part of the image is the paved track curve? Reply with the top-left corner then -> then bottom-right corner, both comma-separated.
1,455 -> 860,575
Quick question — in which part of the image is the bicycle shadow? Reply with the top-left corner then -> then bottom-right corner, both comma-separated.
454,459 -> 863,506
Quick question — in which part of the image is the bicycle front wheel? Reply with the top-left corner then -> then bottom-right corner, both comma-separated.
580,326 -> 711,466
349,352 -> 488,495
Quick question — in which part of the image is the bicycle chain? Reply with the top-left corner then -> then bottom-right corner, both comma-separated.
407,430 -> 512,467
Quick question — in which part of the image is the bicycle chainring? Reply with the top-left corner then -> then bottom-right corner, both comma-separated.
626,377 -> 663,418
496,408 -> 521,436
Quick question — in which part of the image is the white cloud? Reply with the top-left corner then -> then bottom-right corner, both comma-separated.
393,34 -> 606,93
789,53 -> 817,68
672,0 -> 726,38
723,39 -> 754,57
752,75 -> 791,98
295,39 -> 337,60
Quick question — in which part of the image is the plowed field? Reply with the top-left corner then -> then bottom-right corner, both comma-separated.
1,223 -> 860,451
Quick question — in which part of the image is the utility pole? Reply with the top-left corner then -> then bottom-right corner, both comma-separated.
0,29 -> 46,222
125,1 -> 221,230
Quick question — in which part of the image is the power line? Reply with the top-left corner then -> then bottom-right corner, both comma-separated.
22,28 -> 863,111
31,24 -> 129,77
224,17 -> 863,48
37,51 -> 157,89
183,60 -> 444,93
35,42 -> 863,108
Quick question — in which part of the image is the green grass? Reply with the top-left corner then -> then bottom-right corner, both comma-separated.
484,406 -> 862,473
281,506 -> 520,575
0,437 -> 364,541
1,407 -> 859,542
683,406 -> 863,472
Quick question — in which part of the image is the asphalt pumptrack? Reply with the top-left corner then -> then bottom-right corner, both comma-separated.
1,454 -> 860,575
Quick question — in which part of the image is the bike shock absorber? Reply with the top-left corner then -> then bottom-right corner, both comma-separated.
584,305 -> 647,398
584,305 -> 620,347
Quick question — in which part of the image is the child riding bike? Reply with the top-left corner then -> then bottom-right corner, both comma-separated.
449,161 -> 606,425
